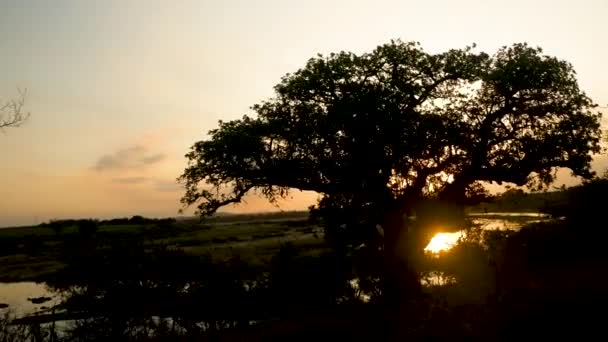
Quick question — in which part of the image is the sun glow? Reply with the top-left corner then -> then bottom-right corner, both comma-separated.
424,232 -> 462,253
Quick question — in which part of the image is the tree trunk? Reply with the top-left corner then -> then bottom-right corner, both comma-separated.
381,209 -> 420,308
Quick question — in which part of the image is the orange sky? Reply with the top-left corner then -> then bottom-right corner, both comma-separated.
1,0 -> 607,227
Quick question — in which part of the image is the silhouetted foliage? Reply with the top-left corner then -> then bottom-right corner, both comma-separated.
181,41 -> 600,214
77,219 -> 98,237
472,187 -> 570,212
490,179 -> 608,336
48,220 -> 64,236
40,216 -> 176,229
179,40 -> 602,305
543,177 -> 608,225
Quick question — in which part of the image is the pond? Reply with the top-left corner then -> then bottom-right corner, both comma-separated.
0,282 -> 59,318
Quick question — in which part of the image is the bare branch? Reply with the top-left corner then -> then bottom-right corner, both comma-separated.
0,88 -> 30,130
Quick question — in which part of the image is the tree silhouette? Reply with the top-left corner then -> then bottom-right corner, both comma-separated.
0,89 -> 29,130
179,41 -> 602,301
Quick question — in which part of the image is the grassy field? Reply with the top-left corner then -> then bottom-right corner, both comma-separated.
0,211 -> 327,282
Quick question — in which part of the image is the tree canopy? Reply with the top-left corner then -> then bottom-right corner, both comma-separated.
179,41 -> 602,227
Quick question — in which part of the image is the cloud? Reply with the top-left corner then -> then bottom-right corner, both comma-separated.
112,177 -> 148,184
141,154 -> 166,165
154,179 -> 182,192
93,145 -> 166,171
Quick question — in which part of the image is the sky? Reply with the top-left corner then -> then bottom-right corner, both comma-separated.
0,0 -> 607,227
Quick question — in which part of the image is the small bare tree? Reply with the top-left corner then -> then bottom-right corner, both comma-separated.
0,88 -> 29,130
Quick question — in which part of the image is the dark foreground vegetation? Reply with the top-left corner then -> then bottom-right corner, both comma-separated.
0,179 -> 606,340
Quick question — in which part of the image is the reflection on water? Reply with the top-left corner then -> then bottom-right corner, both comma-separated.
420,271 -> 457,286
0,282 -> 58,318
424,212 -> 548,253
470,212 -> 549,217
424,232 -> 462,253
349,279 -> 372,303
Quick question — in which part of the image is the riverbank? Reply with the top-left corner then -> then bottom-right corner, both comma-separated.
0,212 -> 547,322
0,211 -> 548,283
0,212 -> 322,282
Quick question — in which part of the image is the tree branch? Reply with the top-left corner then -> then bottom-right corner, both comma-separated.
0,89 -> 29,130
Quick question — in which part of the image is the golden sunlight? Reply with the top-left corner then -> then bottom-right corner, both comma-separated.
424,232 -> 462,253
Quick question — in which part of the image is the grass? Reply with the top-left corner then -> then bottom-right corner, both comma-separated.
0,211 -> 323,282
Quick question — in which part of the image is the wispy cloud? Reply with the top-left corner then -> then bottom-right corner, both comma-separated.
141,154 -> 165,165
93,145 -> 166,171
112,177 -> 148,184
154,179 -> 182,193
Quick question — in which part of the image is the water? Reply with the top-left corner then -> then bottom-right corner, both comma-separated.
420,271 -> 457,286
424,212 -> 548,253
425,232 -> 463,253
0,282 -> 58,318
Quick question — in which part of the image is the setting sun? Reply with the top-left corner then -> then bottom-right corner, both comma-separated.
424,232 -> 462,253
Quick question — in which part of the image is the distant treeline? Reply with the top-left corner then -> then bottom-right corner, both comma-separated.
40,215 -> 176,228
473,186 -> 575,213
202,211 -> 309,224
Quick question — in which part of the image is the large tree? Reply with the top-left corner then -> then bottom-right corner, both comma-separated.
179,41 -> 602,299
